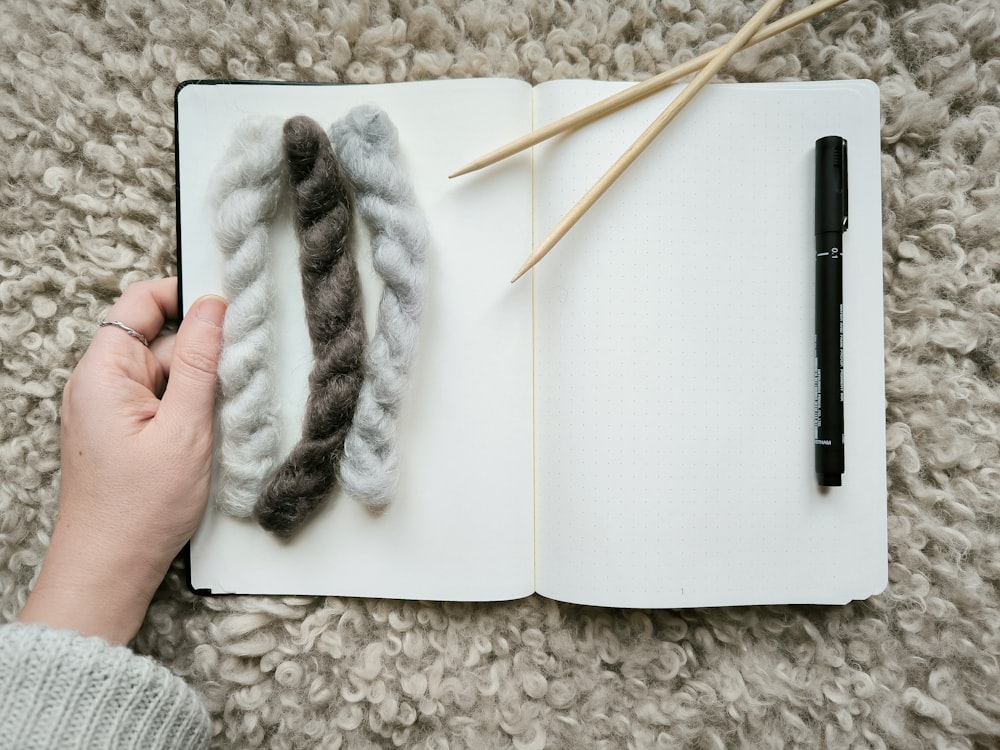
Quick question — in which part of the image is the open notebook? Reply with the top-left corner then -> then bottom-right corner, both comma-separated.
176,78 -> 887,608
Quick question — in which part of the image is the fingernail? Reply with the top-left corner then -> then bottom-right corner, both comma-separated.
194,295 -> 227,328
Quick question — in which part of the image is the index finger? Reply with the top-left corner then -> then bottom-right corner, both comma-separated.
98,277 -> 179,348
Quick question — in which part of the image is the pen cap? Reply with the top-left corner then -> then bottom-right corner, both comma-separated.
815,136 -> 848,235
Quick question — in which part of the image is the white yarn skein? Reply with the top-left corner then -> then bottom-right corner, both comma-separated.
329,106 -> 429,509
210,117 -> 284,518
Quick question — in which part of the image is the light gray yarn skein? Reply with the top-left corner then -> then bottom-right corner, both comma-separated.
329,106 -> 429,509
211,117 -> 284,518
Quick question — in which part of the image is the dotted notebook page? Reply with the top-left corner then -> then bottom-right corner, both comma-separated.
531,80 -> 887,608
180,80 -> 536,598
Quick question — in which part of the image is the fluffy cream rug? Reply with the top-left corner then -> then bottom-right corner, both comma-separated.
3,0 -> 1000,747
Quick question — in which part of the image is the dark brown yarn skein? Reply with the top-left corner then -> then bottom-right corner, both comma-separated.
254,115 -> 367,536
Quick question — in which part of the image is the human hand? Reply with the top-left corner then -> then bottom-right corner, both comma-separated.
19,278 -> 226,645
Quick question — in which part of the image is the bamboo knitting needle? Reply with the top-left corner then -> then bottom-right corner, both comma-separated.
511,0 -> 789,283
450,0 -> 846,179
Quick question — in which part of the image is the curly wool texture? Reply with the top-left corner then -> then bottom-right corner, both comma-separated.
210,116 -> 284,519
253,116 -> 366,537
330,106 -> 429,509
4,0 -> 1000,748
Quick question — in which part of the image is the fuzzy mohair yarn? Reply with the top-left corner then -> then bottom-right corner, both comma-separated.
5,1 -> 1000,747
253,115 -> 367,537
330,105 -> 429,509
210,116 -> 284,519
211,108 -> 429,522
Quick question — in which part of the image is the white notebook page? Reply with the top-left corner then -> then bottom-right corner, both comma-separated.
180,79 -> 535,599
531,80 -> 887,608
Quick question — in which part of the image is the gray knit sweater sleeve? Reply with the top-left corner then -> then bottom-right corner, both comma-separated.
0,622 -> 210,749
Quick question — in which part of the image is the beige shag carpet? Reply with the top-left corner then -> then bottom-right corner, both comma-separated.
3,0 -> 1000,747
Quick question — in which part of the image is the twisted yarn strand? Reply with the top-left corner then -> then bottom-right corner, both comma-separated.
211,116 -> 284,518
329,106 -> 429,508
254,115 -> 367,537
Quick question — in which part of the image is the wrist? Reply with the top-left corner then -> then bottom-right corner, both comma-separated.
19,523 -> 165,645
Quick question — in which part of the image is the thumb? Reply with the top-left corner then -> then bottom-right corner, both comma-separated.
159,295 -> 227,426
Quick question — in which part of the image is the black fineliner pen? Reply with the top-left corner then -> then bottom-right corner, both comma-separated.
815,136 -> 847,487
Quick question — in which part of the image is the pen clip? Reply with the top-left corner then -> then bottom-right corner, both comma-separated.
841,139 -> 848,232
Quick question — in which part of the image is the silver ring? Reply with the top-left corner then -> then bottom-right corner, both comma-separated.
99,319 -> 149,347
